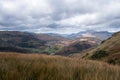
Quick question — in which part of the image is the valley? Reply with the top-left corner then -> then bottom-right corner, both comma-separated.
0,30 -> 120,80
0,30 -> 112,55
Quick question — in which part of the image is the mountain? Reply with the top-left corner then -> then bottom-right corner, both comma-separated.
56,40 -> 97,56
0,31 -> 67,53
38,33 -> 67,41
88,31 -> 113,40
65,32 -> 85,39
64,30 -> 113,41
0,31 -> 113,56
85,31 -> 120,65
0,31 -> 47,53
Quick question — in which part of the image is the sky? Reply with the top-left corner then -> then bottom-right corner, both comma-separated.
0,0 -> 120,34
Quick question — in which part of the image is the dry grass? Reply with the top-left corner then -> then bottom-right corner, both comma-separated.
0,52 -> 120,80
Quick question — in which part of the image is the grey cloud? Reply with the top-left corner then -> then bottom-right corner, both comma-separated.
0,0 -> 120,34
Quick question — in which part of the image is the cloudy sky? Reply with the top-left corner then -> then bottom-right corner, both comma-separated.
0,0 -> 120,34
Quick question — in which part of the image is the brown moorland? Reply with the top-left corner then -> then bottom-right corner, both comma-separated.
0,52 -> 120,80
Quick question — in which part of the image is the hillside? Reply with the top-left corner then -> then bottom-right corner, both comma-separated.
85,32 -> 120,65
0,52 -> 120,80
0,31 -> 47,53
56,41 -> 97,56
36,33 -> 67,41
0,31 -> 66,53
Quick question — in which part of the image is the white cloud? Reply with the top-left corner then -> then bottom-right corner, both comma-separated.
57,13 -> 98,26
0,0 -> 120,34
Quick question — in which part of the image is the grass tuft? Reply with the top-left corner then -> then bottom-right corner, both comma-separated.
0,52 -> 120,80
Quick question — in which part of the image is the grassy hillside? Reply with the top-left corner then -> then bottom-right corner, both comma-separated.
0,52 -> 120,80
0,31 -> 46,53
56,41 -> 96,56
0,31 -> 65,54
85,32 -> 120,65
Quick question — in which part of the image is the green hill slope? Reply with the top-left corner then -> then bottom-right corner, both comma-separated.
56,41 -> 96,56
86,32 -> 120,65
0,31 -> 67,54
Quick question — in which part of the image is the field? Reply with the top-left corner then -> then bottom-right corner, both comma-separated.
0,52 -> 120,80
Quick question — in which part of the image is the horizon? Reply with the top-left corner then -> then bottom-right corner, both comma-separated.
0,30 -> 115,35
0,0 -> 120,34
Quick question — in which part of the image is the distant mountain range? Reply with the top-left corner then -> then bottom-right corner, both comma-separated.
60,30 -> 113,40
46,30 -> 113,42
0,30 -> 113,55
